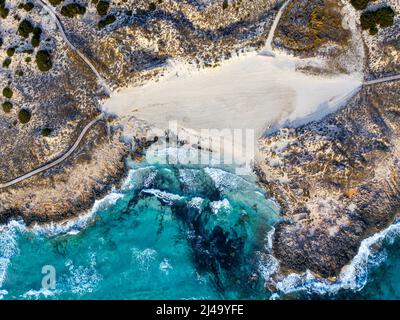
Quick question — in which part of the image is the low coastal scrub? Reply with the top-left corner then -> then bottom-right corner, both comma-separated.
18,2 -> 34,11
49,0 -> 63,5
98,14 -> 116,29
6,47 -> 15,57
41,127 -> 52,137
35,50 -> 52,72
360,7 -> 396,35
18,108 -> 31,124
18,19 -> 34,38
3,57 -> 11,67
350,0 -> 375,10
2,101 -> 12,113
96,0 -> 109,16
2,87 -> 13,99
61,3 -> 86,18
31,27 -> 42,47
350,0 -> 396,35
148,2 -> 156,11
0,0 -> 9,19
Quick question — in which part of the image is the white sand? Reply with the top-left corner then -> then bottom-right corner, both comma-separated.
103,52 -> 362,137
101,0 -> 363,169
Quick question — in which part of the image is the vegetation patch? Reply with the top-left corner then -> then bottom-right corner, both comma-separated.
2,87 -> 13,98
98,14 -> 116,29
35,50 -> 53,72
19,2 -> 34,11
0,2 -> 9,19
350,1 -> 396,35
2,101 -> 12,113
61,3 -> 86,18
6,47 -> 15,57
41,127 -> 52,137
148,2 -> 156,11
276,0 -> 350,54
31,27 -> 42,47
3,57 -> 11,67
360,7 -> 396,35
48,0 -> 63,5
96,0 -> 109,16
18,19 -> 34,38
18,108 -> 31,124
350,0 -> 373,10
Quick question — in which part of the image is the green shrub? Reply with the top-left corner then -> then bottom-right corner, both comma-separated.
23,2 -> 34,11
0,6 -> 9,19
33,26 -> 42,36
18,19 -> 34,38
96,0 -> 109,16
222,0 -> 229,10
48,0 -> 63,5
31,35 -> 40,47
98,14 -> 116,29
350,0 -> 370,10
60,3 -> 86,18
35,50 -> 52,72
41,127 -> 52,137
2,87 -> 13,98
148,2 -> 156,11
3,57 -> 11,67
18,108 -> 31,124
375,7 -> 395,27
25,57 -> 31,63
6,47 -> 15,57
2,101 -> 12,113
360,7 -> 395,34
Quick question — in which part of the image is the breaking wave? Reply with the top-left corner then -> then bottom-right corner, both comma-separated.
259,219 -> 400,299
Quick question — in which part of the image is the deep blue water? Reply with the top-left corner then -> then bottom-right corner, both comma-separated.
1,156 -> 400,299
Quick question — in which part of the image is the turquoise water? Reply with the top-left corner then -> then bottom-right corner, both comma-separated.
1,154 -> 400,299
0,160 -> 280,300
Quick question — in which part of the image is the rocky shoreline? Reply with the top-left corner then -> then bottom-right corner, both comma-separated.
0,120 -> 129,225
0,0 -> 399,284
0,0 -> 282,225
256,81 -> 400,278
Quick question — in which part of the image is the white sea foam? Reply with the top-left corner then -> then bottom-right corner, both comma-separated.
21,288 -> 60,299
188,197 -> 204,210
204,167 -> 252,192
132,248 -> 158,272
263,220 -> 400,299
31,191 -> 124,237
63,254 -> 103,296
121,166 -> 157,190
210,199 -> 232,214
159,258 -> 173,275
0,220 -> 25,292
0,185 -> 128,298
142,189 -> 183,205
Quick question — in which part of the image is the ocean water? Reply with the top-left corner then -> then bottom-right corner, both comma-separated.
1,151 -> 400,300
0,156 -> 281,300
